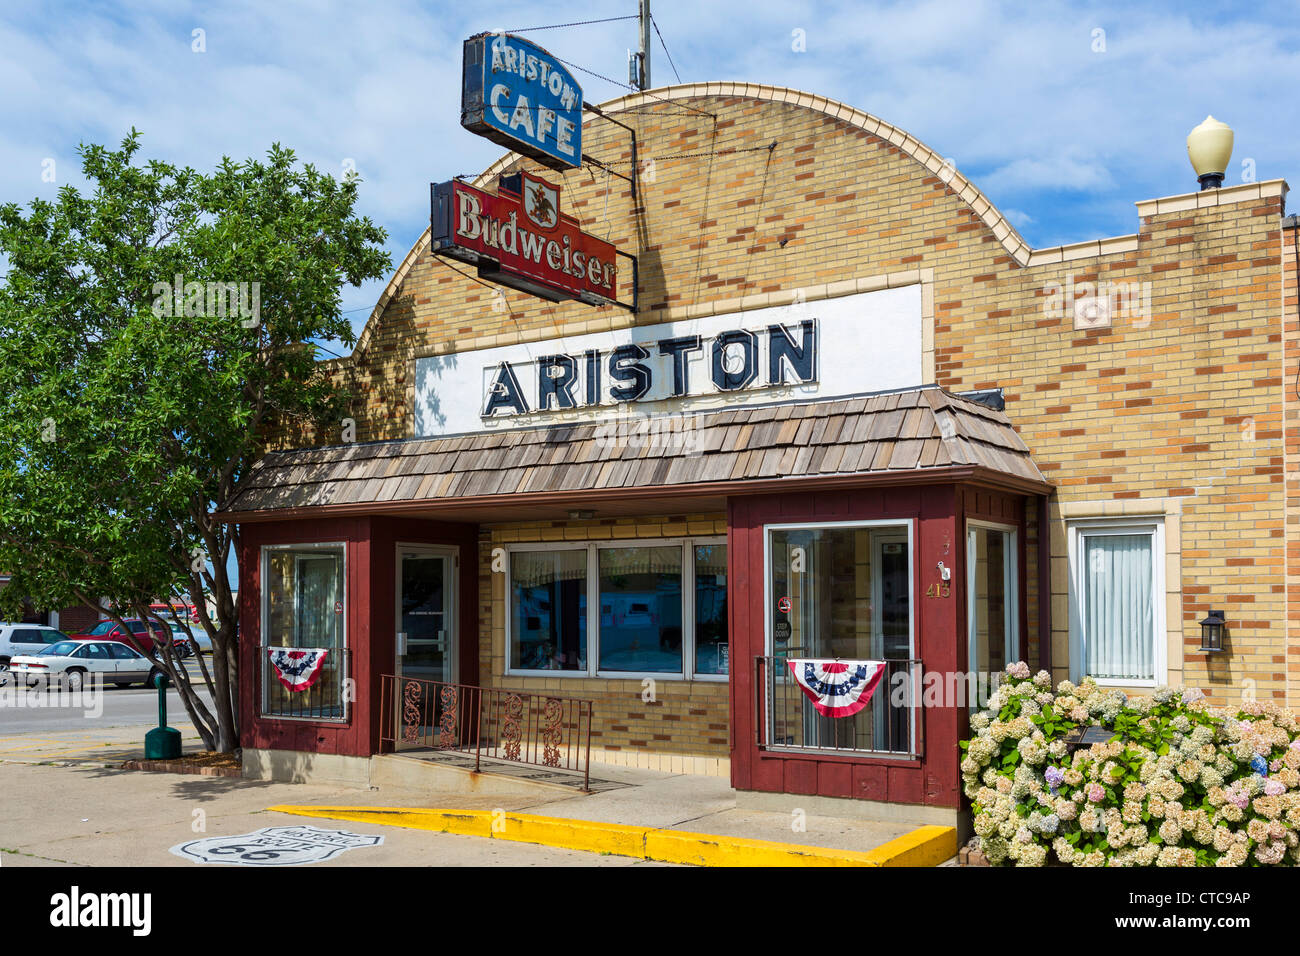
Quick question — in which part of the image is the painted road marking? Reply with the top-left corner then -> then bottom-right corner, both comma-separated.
171,826 -> 384,866
269,805 -> 958,867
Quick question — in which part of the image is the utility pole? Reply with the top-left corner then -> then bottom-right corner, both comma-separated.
630,0 -> 651,90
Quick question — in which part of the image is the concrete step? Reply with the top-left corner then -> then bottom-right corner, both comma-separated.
370,752 -> 621,796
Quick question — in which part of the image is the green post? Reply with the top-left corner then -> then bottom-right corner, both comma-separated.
144,674 -> 182,760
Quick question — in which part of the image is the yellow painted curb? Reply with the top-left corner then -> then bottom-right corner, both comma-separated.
267,804 -> 956,867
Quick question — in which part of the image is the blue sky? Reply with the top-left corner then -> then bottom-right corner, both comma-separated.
1,0 -> 1298,344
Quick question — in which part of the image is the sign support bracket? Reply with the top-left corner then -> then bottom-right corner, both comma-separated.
581,103 -> 637,201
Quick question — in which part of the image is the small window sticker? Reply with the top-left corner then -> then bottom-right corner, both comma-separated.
777,596 -> 792,614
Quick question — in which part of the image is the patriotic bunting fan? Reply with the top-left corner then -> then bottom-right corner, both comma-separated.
267,648 -> 330,692
786,659 -> 886,717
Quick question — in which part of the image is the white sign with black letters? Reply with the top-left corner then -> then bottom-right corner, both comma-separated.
413,284 -> 923,437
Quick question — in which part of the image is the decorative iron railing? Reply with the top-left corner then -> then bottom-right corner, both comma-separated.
259,646 -> 350,722
380,675 -> 594,791
754,655 -> 924,759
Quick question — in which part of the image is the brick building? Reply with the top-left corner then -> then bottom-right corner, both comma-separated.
0,575 -> 101,634
224,81 -> 1298,825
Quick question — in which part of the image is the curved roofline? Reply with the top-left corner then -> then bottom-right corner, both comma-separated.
350,81 -> 1035,360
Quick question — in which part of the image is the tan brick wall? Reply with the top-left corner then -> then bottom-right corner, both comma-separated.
269,84 -> 1293,727
1283,221 -> 1299,707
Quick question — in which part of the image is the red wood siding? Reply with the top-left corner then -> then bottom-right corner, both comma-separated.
239,516 -> 478,758
727,486 -> 963,809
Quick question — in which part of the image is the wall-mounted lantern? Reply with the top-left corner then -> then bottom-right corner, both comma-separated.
1199,609 -> 1227,653
1187,116 -> 1234,191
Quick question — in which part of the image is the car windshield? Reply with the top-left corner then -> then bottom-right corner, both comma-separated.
84,622 -> 117,636
38,641 -> 79,657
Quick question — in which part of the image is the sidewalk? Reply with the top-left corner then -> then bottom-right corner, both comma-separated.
0,723 -> 207,766
0,730 -> 956,866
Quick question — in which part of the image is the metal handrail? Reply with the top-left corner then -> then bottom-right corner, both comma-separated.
755,655 -> 924,759
380,675 -> 594,791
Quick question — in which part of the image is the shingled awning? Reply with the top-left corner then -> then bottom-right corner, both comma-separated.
223,387 -> 1050,521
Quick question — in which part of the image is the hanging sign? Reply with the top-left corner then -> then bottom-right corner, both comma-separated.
431,171 -> 621,306
461,33 -> 583,171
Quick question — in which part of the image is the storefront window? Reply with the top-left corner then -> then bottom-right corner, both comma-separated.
767,523 -> 913,754
509,549 -> 587,672
769,524 -> 911,659
694,543 -> 728,675
505,538 -> 726,679
261,544 -> 346,719
597,546 -> 683,674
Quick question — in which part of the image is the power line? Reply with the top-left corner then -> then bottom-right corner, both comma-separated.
651,17 -> 682,85
554,54 -> 714,119
503,16 -> 639,33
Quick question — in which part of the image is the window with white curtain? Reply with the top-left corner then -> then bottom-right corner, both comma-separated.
1067,520 -> 1165,685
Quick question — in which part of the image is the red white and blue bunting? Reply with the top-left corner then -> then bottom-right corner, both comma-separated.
785,659 -> 886,718
267,648 -> 330,692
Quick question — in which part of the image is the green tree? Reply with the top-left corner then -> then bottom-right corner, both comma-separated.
0,132 -> 390,751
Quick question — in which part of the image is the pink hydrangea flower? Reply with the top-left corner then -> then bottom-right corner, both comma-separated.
1087,783 -> 1105,803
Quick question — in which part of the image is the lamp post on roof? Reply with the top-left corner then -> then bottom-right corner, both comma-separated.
1187,116 -> 1234,191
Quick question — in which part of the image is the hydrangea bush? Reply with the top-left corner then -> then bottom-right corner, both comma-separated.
961,662 -> 1300,866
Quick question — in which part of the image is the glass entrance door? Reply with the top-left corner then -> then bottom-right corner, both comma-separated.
395,547 -> 455,751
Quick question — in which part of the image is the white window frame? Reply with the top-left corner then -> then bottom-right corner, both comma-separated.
686,538 -> 729,682
259,541 -> 349,722
762,519 -> 916,660
965,519 -> 1020,683
761,519 -> 917,758
503,537 -> 728,681
1067,518 -> 1166,688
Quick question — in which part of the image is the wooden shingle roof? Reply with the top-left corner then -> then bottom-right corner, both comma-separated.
225,387 -> 1049,516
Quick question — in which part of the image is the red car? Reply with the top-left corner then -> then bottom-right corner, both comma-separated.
72,619 -> 172,656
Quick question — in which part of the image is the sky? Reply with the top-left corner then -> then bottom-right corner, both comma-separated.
1,0 -> 1298,346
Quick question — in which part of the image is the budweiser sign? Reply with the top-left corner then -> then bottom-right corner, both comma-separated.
430,171 -> 623,306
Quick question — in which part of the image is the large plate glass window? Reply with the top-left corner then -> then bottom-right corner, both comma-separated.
1068,520 -> 1165,686
261,543 -> 346,719
509,549 -> 587,673
506,539 -> 727,679
766,522 -> 913,754
597,546 -> 683,674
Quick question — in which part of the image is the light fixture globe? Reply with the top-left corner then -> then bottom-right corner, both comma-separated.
1187,116 -> 1234,190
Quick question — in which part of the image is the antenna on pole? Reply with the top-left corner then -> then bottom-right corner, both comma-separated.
628,0 -> 651,90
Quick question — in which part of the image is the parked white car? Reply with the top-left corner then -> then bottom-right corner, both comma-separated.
9,639 -> 163,691
0,623 -> 68,667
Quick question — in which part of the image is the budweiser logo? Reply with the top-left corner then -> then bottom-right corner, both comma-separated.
432,171 -> 620,304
